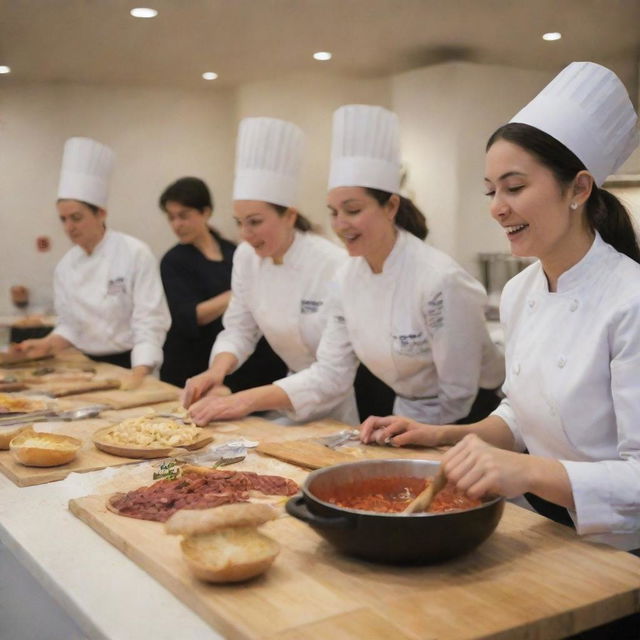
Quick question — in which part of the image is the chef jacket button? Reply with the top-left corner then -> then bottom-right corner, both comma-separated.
570,300 -> 579,312
528,299 -> 535,308
513,363 -> 521,375
557,356 -> 566,368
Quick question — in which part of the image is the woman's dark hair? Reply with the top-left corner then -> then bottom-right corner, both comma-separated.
159,177 -> 213,213
271,204 -> 312,232
364,188 -> 428,240
487,123 -> 640,264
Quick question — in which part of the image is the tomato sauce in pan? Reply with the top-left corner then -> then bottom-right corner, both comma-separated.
314,476 -> 482,514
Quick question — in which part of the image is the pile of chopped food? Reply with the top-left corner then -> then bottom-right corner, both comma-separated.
101,415 -> 201,447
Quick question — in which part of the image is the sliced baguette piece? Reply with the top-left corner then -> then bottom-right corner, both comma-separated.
165,503 -> 277,536
180,526 -> 280,583
0,423 -> 31,450
9,428 -> 81,467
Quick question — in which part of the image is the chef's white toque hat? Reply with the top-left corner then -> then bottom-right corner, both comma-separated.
328,104 -> 401,193
510,62 -> 638,186
57,137 -> 115,209
233,117 -> 304,208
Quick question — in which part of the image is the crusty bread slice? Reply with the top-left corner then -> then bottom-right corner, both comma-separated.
0,423 -> 31,450
165,503 -> 277,536
9,428 -> 81,467
180,527 -> 280,583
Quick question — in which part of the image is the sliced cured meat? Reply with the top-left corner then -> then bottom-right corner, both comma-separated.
107,470 -> 298,522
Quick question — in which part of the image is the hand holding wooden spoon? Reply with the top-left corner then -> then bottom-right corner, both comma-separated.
403,467 -> 447,515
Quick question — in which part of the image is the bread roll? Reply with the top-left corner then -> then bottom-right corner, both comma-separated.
165,503 -> 280,583
0,424 -> 31,450
165,503 -> 277,536
180,527 -> 280,583
9,428 -> 81,467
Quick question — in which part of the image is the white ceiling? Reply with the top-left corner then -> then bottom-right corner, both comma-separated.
1,0 -> 639,96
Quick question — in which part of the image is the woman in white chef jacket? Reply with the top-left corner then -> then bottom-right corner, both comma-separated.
13,137 -> 170,389
186,106 -> 504,426
362,63 -> 640,555
184,117 -> 359,424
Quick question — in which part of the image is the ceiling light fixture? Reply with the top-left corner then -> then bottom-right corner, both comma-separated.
313,51 -> 332,61
0,65 -> 11,74
202,72 -> 218,80
130,7 -> 158,18
542,32 -> 562,41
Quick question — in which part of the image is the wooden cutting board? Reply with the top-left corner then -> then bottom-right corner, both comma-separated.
257,438 -> 444,469
0,417 -> 154,486
33,378 -> 122,398
63,379 -> 179,409
69,474 -> 640,640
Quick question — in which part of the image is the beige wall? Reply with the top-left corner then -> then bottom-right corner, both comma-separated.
0,82 -> 236,314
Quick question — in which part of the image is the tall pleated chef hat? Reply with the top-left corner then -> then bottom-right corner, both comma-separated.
510,62 -> 638,186
233,117 -> 304,208
57,137 -> 115,209
329,104 -> 401,193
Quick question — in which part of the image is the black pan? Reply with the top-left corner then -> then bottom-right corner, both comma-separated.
286,458 -> 504,564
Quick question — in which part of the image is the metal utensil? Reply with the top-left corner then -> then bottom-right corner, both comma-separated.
154,413 -> 193,425
0,404 -> 106,427
402,467 -> 447,514
317,429 -> 360,450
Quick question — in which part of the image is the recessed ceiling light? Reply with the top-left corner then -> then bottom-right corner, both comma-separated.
313,51 -> 332,61
130,7 -> 158,18
0,65 -> 11,74
202,72 -> 218,80
542,32 -> 562,41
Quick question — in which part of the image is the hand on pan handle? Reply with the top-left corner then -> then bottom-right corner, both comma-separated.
359,415 -> 441,447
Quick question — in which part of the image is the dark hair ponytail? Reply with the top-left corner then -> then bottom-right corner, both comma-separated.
271,204 -> 312,232
487,123 -> 640,264
364,188 -> 428,240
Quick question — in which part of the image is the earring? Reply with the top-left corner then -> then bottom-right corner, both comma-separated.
570,202 -> 578,210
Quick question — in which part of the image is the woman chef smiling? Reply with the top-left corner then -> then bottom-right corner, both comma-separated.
363,63 -> 640,555
184,117 -> 359,424
185,105 -> 504,426
13,137 -> 170,389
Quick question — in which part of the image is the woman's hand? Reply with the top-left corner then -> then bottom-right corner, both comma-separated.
359,415 -> 442,447
120,366 -> 150,391
182,370 -> 223,408
442,434 -> 531,500
10,338 -> 53,360
187,392 -> 253,425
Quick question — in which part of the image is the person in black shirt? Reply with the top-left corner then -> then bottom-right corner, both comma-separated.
158,177 -> 286,390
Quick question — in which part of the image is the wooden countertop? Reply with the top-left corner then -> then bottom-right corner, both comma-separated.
1,351 -> 639,638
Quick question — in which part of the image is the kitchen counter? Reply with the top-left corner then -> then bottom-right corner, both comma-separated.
0,463 -> 220,640
1,355 -> 640,639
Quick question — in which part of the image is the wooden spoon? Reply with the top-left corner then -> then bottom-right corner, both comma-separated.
403,468 -> 447,515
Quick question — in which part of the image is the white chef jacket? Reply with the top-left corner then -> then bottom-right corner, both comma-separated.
211,231 -> 358,424
493,233 -> 640,550
52,229 -> 170,370
276,228 -> 504,424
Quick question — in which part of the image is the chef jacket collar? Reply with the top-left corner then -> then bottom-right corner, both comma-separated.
545,232 -> 606,294
76,227 -> 111,258
268,229 -> 304,267
369,225 -> 406,276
